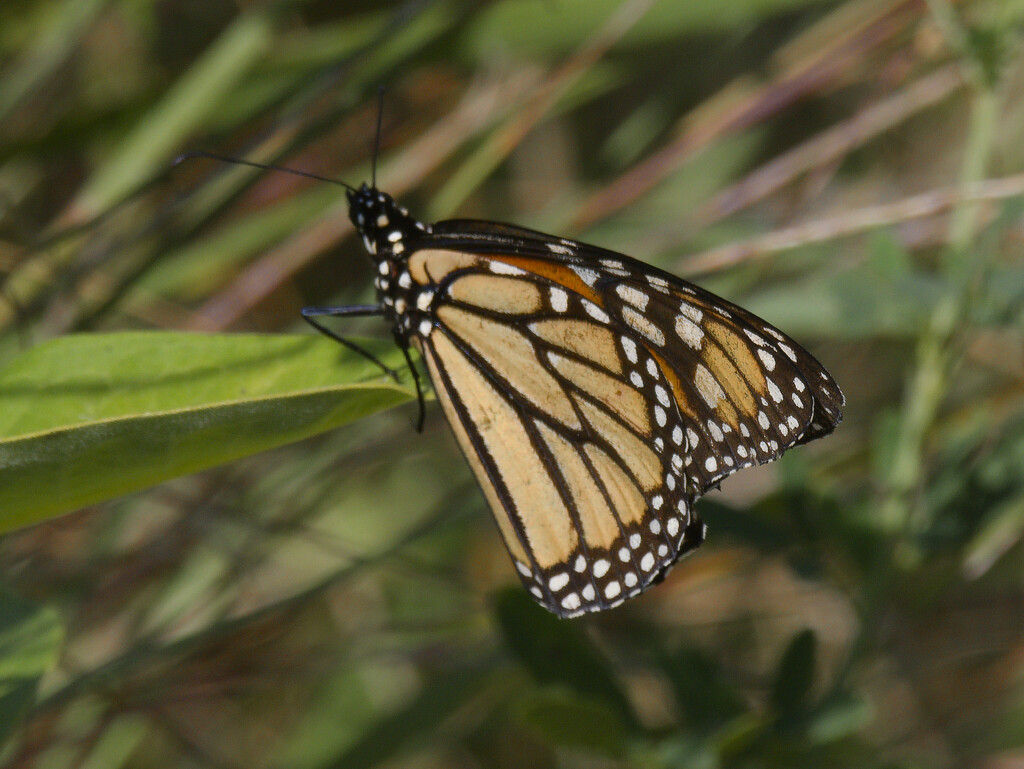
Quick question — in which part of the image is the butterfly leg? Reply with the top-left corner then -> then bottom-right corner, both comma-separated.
301,304 -> 399,382
397,339 -> 425,433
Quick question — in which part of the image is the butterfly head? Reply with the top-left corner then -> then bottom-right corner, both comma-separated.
347,183 -> 426,260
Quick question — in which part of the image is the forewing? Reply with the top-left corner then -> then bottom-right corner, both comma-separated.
410,247 -> 705,617
423,220 -> 844,497
601,272 -> 844,496
408,222 -> 842,616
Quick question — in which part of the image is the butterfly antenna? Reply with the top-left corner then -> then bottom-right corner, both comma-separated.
372,86 -> 385,189
174,151 -> 356,193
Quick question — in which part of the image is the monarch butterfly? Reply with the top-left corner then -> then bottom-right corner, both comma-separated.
192,146 -> 843,617
295,178 -> 845,618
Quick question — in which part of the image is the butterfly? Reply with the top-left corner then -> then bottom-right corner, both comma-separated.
293,178 -> 845,618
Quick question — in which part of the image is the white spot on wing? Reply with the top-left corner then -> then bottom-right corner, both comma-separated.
694,364 -> 725,408
621,336 -> 638,363
548,572 -> 570,592
416,290 -> 434,311
571,266 -> 600,286
490,261 -> 526,275
707,421 -> 724,442
676,316 -> 703,349
622,306 -> 665,345
615,284 -> 650,311
757,349 -> 776,371
584,301 -> 611,323
655,385 -> 670,407
550,287 -> 568,312
744,329 -> 767,346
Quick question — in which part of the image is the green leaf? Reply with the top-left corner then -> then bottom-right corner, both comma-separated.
0,332 -> 414,533
514,688 -> 627,757
0,590 -> 64,746
770,629 -> 816,720
493,589 -> 635,729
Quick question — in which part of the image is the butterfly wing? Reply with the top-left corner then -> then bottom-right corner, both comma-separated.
404,221 -> 842,617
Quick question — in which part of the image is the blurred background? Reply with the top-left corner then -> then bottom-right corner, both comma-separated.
1,0 -> 1023,767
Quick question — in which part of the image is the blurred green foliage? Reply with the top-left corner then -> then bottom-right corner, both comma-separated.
1,0 -> 1023,768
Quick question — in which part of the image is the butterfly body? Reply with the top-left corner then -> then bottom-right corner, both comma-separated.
340,182 -> 843,618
